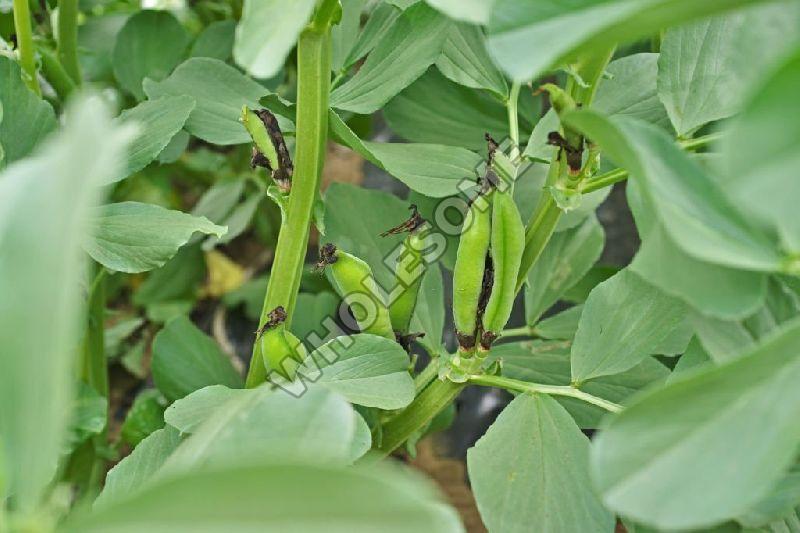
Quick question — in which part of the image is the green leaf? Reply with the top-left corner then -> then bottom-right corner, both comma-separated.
383,68 -> 509,151
64,383 -> 107,454
571,269 -> 686,382
113,10 -> 190,100
84,202 -> 225,273
298,334 -> 415,409
161,386 -> 364,472
144,58 -> 270,145
692,314 -> 757,363
592,319 -> 800,530
157,130 -> 190,164
68,461 -> 464,532
291,291 -> 341,344
0,56 -> 57,166
134,245 -> 206,307
233,0 -> 317,78
738,466 -> 800,528
594,53 -> 671,131
120,390 -> 167,447
425,0 -> 494,25
486,0 -> 766,82
324,183 -> 409,290
490,340 -> 669,428
0,93 -> 133,508
533,305 -> 583,340
331,2 -> 452,114
362,141 -> 482,197
190,20 -> 236,61
341,2 -> 401,71
467,394 -> 614,532
95,426 -> 182,508
658,3 -> 800,136
410,265 -> 446,355
524,215 -> 604,324
668,337 -> 713,382
108,96 -> 195,184
435,22 -> 507,98
722,50 -> 800,256
332,0 -> 367,72
565,111 -> 783,271
627,179 -> 768,319
151,316 -> 243,402
164,385 -> 246,435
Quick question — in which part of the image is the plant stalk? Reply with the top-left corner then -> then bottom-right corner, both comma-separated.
376,378 -> 465,456
12,0 -> 41,95
81,266 -> 108,397
507,81 -> 521,158
246,12 -> 333,388
38,44 -> 76,100
57,0 -> 82,84
469,374 -> 622,413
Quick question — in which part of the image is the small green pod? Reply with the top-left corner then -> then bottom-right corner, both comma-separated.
481,190 -> 525,349
389,230 -> 426,333
452,190 -> 493,349
381,206 -> 428,334
319,244 -> 395,340
258,306 -> 307,380
240,106 -> 293,191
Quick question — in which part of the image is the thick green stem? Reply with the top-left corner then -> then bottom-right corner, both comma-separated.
246,16 -> 333,388
12,0 -> 41,95
38,44 -> 76,100
81,266 -> 108,397
57,0 -> 82,84
413,359 -> 439,394
376,378 -> 465,456
469,374 -> 622,413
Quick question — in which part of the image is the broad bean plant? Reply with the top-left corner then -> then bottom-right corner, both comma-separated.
1,0 -> 800,531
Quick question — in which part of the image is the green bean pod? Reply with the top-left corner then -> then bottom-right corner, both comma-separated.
240,106 -> 293,192
381,206 -> 428,334
389,229 -> 426,333
258,306 -> 307,380
319,244 -> 395,340
452,190 -> 493,350
480,189 -> 525,349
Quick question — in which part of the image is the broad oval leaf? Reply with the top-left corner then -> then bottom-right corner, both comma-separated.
486,0 -> 766,82
383,69 -> 509,151
331,2 -> 452,114
84,201 -> 225,273
151,316 -> 243,402
564,111 -> 783,272
144,58 -> 271,145
362,141 -> 482,197
626,179 -> 768,320
107,96 -> 195,184
190,20 -> 236,61
67,462 -> 464,532
96,426 -> 182,508
302,334 -> 415,409
722,50 -> 800,257
425,0 -> 494,25
0,57 -> 57,167
594,53 -> 671,131
658,2 -> 800,136
435,22 -> 508,98
112,10 -> 190,100
233,0 -> 317,79
592,319 -> 800,530
160,385 -> 363,472
571,269 -> 686,383
468,394 -> 614,532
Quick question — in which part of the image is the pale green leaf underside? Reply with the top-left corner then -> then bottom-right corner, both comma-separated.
84,201 -> 225,273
